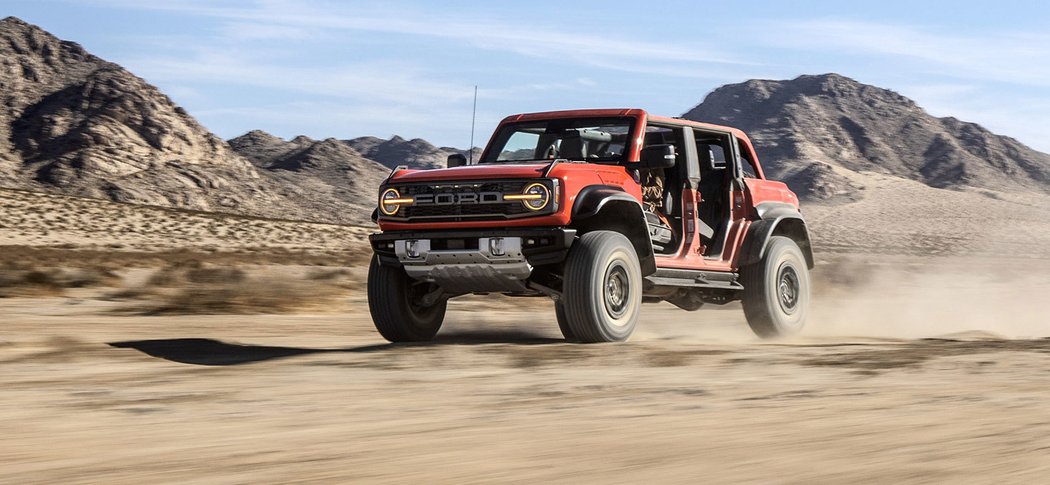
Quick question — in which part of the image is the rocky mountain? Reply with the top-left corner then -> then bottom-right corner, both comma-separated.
226,129 -> 304,168
0,17 -> 395,224
346,135 -> 480,170
0,16 -> 293,214
227,131 -> 390,218
7,15 -> 1049,227
683,73 -> 1050,201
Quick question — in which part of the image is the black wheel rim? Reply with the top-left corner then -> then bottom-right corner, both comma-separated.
603,261 -> 630,320
777,264 -> 800,315
407,280 -> 441,317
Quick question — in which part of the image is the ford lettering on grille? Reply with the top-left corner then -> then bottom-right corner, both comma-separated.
413,192 -> 504,205
383,180 -> 554,222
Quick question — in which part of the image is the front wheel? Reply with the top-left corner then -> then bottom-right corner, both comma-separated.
562,231 -> 642,343
554,302 -> 576,342
367,255 -> 447,342
740,236 -> 810,338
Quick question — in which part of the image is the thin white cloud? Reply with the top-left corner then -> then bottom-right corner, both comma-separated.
68,1 -> 1050,150
894,83 -> 1050,152
128,53 -> 473,104
81,0 -> 752,73
764,19 -> 1050,87
219,22 -> 316,41
193,100 -> 501,148
127,46 -> 610,107
746,18 -> 1050,149
83,0 -> 763,143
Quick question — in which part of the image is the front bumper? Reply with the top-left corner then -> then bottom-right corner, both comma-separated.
369,228 -> 576,293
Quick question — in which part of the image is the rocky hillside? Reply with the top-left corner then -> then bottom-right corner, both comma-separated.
0,16 -> 291,214
0,17 -> 395,224
683,73 -> 1050,200
6,15 -> 1049,226
228,131 -> 390,219
346,135 -> 479,170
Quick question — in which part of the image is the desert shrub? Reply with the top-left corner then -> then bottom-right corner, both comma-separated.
306,268 -> 352,280
0,269 -> 64,297
0,266 -> 122,297
103,287 -> 158,301
113,265 -> 345,314
144,267 -> 180,287
62,268 -> 121,288
185,267 -> 245,285
0,270 -> 29,289
135,279 -> 340,315
21,270 -> 60,286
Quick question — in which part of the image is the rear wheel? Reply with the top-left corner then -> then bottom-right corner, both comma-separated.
741,236 -> 810,338
367,255 -> 447,342
562,231 -> 642,343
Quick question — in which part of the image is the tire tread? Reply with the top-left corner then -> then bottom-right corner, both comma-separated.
563,231 -> 640,343
367,256 -> 445,342
740,235 -> 808,339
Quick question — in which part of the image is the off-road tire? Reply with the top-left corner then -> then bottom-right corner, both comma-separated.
367,255 -> 447,342
554,302 -> 577,341
741,236 -> 810,338
562,231 -> 642,343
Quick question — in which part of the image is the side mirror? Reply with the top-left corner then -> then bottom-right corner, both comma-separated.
639,144 -> 676,169
447,153 -> 467,168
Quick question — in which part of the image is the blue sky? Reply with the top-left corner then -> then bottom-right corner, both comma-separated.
6,0 -> 1050,151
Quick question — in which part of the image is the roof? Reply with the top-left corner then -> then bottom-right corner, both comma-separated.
499,108 -> 748,139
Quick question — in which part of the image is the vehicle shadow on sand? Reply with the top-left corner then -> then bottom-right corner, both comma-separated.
109,330 -> 564,366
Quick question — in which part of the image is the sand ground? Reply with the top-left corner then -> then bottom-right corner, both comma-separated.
3,185 -> 1050,483
3,255 -> 1050,484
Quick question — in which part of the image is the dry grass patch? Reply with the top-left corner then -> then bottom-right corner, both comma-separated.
110,264 -> 352,315
0,264 -> 121,297
144,281 -> 342,315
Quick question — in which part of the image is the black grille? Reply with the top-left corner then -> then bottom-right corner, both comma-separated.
386,180 -> 553,222
402,202 -> 530,219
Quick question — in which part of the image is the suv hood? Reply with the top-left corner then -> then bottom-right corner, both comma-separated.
388,163 -> 548,183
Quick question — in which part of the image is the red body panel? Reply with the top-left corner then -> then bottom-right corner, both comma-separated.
378,162 -> 642,232
375,108 -> 800,272
743,178 -> 799,211
652,187 -> 748,272
389,163 -> 546,183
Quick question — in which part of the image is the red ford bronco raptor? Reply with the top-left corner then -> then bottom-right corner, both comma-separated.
368,109 -> 813,343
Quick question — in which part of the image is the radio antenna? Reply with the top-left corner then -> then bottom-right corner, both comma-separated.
469,85 -> 477,165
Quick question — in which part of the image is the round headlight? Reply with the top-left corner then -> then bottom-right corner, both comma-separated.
520,183 -> 550,211
380,188 -> 402,216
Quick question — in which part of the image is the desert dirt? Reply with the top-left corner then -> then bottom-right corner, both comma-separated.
3,187 -> 1050,483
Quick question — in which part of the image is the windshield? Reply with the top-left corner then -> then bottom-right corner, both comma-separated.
480,117 -> 635,164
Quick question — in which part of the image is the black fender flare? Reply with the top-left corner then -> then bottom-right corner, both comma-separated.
572,185 -> 639,219
571,185 -> 657,276
741,202 -> 815,269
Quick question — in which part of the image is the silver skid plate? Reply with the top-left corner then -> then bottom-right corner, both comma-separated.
395,237 -> 532,293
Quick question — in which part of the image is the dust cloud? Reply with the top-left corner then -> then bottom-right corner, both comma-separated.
806,255 -> 1050,339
